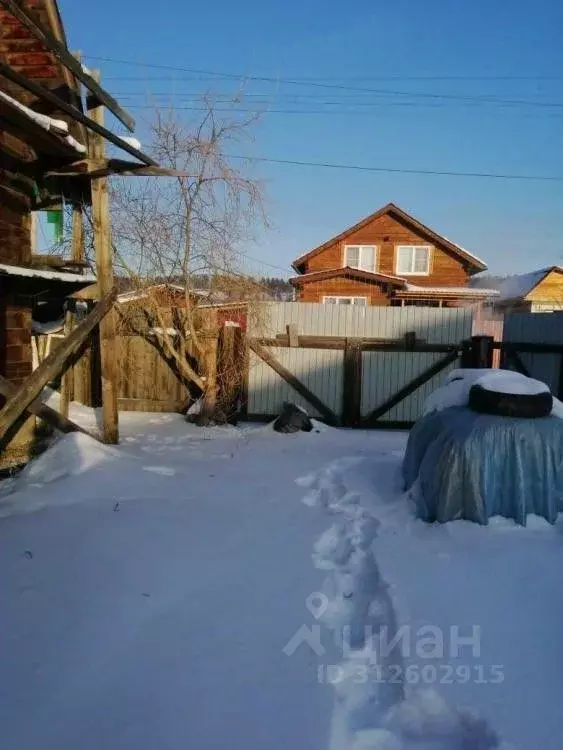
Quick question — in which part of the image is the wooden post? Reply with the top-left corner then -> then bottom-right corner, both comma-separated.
59,309 -> 73,418
343,338 -> 362,427
287,323 -> 299,348
471,335 -> 494,368
460,339 -> 473,368
71,204 -> 84,262
201,309 -> 219,420
88,70 -> 118,443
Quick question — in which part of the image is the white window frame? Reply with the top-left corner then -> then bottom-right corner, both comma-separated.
395,245 -> 432,276
322,296 -> 368,305
343,244 -> 377,273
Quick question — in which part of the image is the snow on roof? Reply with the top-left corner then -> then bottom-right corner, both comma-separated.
118,136 -> 142,151
0,90 -> 86,154
117,284 -> 209,304
439,236 -> 487,268
404,284 -> 499,296
497,267 -> 563,303
0,263 -> 96,284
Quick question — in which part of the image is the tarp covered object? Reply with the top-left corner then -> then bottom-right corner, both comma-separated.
403,406 -> 563,525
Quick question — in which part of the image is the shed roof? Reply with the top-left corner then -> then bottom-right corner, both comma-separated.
496,267 -> 563,303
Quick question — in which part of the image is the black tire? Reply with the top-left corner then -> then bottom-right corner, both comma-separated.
273,402 -> 314,433
468,384 -> 553,419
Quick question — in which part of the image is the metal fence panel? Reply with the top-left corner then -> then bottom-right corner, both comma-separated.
253,302 -> 473,342
248,347 -> 343,418
503,312 -> 563,393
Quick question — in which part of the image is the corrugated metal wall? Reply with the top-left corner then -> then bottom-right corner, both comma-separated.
503,312 -> 563,393
248,303 -> 473,423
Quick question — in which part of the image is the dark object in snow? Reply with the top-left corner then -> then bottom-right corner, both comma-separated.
469,384 -> 553,419
273,402 -> 313,434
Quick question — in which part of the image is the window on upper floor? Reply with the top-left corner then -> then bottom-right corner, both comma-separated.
396,245 -> 431,275
344,245 -> 377,273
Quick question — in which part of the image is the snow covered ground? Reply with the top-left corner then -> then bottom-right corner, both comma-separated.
1,410 -> 562,749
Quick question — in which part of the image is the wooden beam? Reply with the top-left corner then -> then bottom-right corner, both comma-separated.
248,339 -> 339,425
0,60 -> 156,165
71,204 -> 84,262
0,291 -> 115,450
89,70 -> 118,444
362,350 -> 459,426
260,335 -> 454,353
71,283 -> 100,300
343,339 -> 362,427
0,0 -> 135,131
0,129 -> 36,161
59,310 -> 73,418
0,374 -> 95,439
46,158 -> 191,178
0,95 -> 83,158
505,350 -> 531,377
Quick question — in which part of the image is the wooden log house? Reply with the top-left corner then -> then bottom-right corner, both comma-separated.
0,0 -> 175,467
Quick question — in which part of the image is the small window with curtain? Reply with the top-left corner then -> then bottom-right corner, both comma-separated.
344,245 -> 377,273
396,245 -> 431,275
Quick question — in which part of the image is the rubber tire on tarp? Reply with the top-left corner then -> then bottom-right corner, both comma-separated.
468,384 -> 553,419
273,402 -> 314,433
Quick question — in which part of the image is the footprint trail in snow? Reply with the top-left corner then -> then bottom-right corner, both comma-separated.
296,456 -> 507,750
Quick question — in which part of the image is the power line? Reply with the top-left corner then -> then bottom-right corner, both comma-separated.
120,104 -> 563,119
83,55 -> 563,108
224,154 -> 563,182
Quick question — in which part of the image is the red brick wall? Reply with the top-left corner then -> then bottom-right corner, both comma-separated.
303,212 -> 469,287
0,197 -> 31,265
4,305 -> 32,387
296,276 -> 390,305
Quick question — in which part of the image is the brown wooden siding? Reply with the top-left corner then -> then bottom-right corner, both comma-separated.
304,213 -> 469,287
297,276 -> 390,305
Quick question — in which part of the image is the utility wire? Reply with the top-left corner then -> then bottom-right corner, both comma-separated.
83,55 -> 563,108
224,154 -> 563,182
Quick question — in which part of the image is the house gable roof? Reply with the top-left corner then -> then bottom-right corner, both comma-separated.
289,267 -> 407,288
497,266 -> 563,304
292,202 -> 487,274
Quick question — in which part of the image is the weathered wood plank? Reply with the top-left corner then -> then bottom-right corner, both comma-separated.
343,339 -> 362,426
89,71 -> 118,444
248,339 -> 339,425
0,294 -> 115,448
0,375 -> 95,438
287,324 -> 299,348
59,310 -> 73,418
0,60 -> 155,165
362,349 -> 459,426
0,0 -> 136,131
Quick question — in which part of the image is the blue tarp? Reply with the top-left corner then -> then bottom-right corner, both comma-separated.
403,406 -> 563,525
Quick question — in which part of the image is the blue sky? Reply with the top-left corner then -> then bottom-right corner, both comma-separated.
60,0 -> 563,277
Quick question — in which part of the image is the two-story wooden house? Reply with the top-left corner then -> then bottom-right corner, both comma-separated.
290,203 -> 497,307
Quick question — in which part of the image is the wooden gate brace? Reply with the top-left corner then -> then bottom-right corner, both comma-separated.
248,339 -> 339,425
362,348 -> 459,427
0,291 -> 116,450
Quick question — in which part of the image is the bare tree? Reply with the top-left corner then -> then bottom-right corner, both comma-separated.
109,100 -> 269,420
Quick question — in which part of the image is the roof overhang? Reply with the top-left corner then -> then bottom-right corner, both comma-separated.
290,267 -> 407,287
292,203 -> 487,275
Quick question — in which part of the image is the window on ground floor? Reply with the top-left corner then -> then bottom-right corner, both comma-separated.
323,296 -> 368,305
344,245 -> 377,272
396,245 -> 431,275
391,298 -> 441,307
